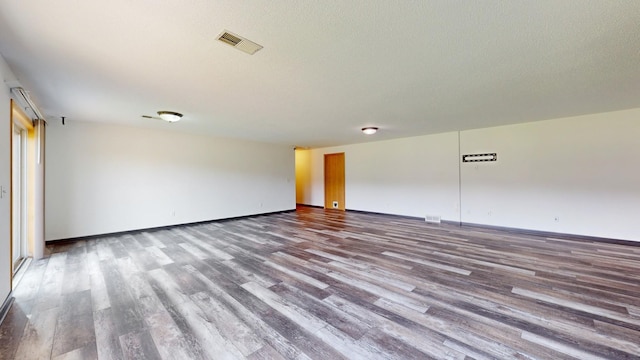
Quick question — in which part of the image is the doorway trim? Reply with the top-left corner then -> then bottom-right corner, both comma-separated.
10,100 -> 34,283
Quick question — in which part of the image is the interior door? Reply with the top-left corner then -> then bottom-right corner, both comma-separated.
324,152 -> 345,210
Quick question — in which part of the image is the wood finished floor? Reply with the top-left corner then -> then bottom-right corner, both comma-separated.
1,207 -> 640,360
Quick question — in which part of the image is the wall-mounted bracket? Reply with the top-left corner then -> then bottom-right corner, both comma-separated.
462,153 -> 497,163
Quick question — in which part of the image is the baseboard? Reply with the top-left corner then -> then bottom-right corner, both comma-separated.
46,207 -> 638,248
345,208 -> 461,226
46,209 -> 296,244
0,293 -> 14,326
296,204 -> 324,209
459,222 -> 639,247
336,207 -> 638,247
345,208 -> 424,221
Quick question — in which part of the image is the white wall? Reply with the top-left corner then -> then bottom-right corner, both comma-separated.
46,121 -> 295,240
301,108 -> 640,242
305,133 -> 461,220
460,108 -> 640,241
0,55 -> 15,304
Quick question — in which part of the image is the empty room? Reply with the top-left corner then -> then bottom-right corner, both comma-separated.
1,1 -> 639,359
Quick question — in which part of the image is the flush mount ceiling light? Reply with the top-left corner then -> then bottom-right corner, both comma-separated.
361,127 -> 378,135
157,111 -> 182,122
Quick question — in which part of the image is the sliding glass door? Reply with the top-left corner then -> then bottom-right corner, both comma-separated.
12,125 -> 27,273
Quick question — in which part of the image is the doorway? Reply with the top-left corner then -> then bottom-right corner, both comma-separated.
11,124 -> 27,273
324,152 -> 345,210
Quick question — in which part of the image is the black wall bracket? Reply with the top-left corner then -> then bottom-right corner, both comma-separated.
462,153 -> 497,162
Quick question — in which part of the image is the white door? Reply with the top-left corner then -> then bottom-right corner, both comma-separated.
12,125 -> 27,273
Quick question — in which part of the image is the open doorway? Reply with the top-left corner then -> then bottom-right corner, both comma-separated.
294,149 -> 346,210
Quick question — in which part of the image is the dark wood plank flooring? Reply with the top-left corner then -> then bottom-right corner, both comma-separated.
1,206 -> 640,359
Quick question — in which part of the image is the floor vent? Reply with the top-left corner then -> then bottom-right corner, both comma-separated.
425,215 -> 441,224
217,30 -> 263,55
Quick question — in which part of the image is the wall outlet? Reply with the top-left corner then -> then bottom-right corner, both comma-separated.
171,210 -> 176,217
332,201 -> 338,208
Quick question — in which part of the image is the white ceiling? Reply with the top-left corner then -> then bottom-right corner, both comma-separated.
1,1 -> 639,148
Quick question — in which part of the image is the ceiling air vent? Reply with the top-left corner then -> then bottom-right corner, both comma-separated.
219,32 -> 242,46
217,30 -> 263,55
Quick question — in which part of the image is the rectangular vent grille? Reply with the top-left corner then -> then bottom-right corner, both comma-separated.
217,30 -> 263,55
425,215 -> 441,224
219,32 -> 242,46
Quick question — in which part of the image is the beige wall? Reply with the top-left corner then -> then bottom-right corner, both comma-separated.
45,121 -> 296,240
301,108 -> 640,241
303,132 -> 460,220
459,108 -> 640,240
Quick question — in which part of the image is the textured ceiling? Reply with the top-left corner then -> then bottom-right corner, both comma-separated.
1,1 -> 639,147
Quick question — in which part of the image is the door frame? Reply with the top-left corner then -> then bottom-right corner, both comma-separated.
9,100 -> 34,280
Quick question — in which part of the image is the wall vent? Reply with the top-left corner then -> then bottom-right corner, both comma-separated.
425,215 -> 441,224
217,30 -> 263,55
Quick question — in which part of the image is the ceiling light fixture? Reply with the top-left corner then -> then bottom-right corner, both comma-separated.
157,111 -> 182,122
361,127 -> 378,135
